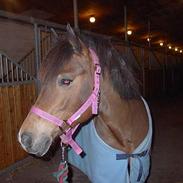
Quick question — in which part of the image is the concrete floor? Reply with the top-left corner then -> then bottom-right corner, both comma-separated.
148,94 -> 183,183
0,94 -> 183,183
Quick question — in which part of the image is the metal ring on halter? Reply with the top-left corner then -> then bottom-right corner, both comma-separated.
59,120 -> 71,135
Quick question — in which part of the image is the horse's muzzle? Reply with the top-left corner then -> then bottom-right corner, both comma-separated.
19,132 -> 52,156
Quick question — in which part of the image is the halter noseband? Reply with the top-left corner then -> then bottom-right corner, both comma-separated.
30,48 -> 101,155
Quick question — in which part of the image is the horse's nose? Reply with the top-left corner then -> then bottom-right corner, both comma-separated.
21,132 -> 33,148
20,132 -> 52,156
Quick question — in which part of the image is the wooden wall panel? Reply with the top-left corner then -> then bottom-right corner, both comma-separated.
0,87 -> 5,169
0,82 -> 36,170
1,87 -> 14,169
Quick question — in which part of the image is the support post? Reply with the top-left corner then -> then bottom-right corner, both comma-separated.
124,5 -> 128,42
73,0 -> 79,30
163,47 -> 167,93
147,20 -> 151,70
142,48 -> 146,97
148,20 -> 151,48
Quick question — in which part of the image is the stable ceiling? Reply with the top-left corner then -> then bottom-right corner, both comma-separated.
1,0 -> 183,49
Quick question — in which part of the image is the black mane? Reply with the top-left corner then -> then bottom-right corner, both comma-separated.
42,32 -> 140,99
80,33 -> 140,99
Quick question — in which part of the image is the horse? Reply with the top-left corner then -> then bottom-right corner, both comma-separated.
18,25 -> 152,183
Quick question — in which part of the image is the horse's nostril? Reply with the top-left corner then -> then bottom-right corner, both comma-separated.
21,132 -> 33,148
36,136 -> 52,156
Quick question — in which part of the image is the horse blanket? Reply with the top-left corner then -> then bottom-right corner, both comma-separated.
68,97 -> 152,183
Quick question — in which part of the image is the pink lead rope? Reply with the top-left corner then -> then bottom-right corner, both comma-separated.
30,48 -> 101,155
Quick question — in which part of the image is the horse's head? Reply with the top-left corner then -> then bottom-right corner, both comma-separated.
18,25 -> 98,156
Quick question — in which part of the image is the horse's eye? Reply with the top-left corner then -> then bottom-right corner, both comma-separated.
59,78 -> 73,86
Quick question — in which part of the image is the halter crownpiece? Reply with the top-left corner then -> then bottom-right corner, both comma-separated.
30,48 -> 101,155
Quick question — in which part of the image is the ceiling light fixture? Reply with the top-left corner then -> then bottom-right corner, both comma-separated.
175,47 -> 178,52
180,50 -> 182,53
147,37 -> 150,42
160,42 -> 164,47
168,45 -> 172,50
127,30 -> 132,35
89,16 -> 96,23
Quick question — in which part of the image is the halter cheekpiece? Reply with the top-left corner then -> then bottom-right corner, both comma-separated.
30,48 -> 101,155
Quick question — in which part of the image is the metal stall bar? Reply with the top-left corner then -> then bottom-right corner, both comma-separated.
124,5 -> 128,42
0,54 -> 4,83
73,0 -> 79,30
5,57 -> 9,83
152,50 -> 165,93
20,69 -> 23,81
141,48 -> 146,97
128,46 -> 141,70
34,23 -> 41,95
11,62 -> 14,83
0,52 -> 36,86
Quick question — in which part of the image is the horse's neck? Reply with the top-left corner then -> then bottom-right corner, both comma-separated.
95,76 -> 148,153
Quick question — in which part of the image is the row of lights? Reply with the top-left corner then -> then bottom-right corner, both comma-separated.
159,41 -> 182,53
89,15 -> 134,34
89,16 -> 133,35
120,29 -> 182,53
88,16 -> 182,53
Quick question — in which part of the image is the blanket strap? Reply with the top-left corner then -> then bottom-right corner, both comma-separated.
116,150 -> 148,182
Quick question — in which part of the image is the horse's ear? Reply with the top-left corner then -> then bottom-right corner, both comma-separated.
66,24 -> 81,52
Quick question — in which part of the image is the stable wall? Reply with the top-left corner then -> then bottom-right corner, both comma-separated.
0,82 -> 36,170
0,18 -> 34,62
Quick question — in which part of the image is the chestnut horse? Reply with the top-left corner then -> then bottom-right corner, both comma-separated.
18,25 -> 152,183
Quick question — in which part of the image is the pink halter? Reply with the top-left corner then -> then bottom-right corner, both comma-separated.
30,48 -> 101,155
